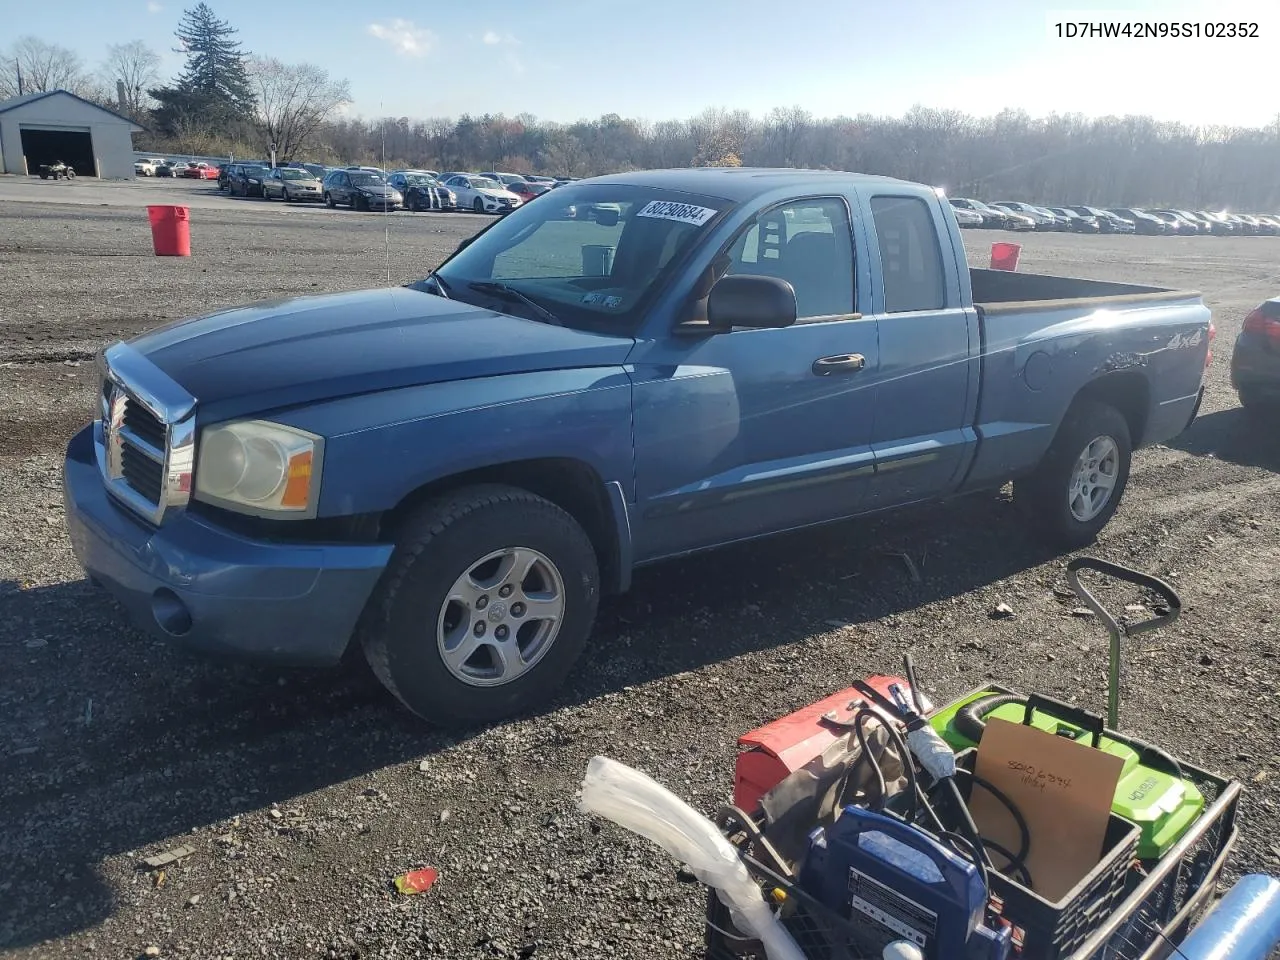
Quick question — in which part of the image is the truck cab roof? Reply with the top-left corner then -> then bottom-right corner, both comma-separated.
578,167 -> 921,203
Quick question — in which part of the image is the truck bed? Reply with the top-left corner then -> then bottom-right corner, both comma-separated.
971,268 -> 1199,313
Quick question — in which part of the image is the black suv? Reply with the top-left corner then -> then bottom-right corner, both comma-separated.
322,169 -> 403,211
223,162 -> 271,197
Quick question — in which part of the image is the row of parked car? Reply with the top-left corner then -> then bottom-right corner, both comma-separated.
948,196 -> 1280,236
136,155 -> 579,215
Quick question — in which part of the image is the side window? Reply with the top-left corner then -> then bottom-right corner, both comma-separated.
724,197 -> 855,321
869,196 -> 946,314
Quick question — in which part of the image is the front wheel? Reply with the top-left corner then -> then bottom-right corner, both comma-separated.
1016,400 -> 1132,548
66,169 -> 76,180
325,191 -> 335,208
473,197 -> 485,214
359,484 -> 600,726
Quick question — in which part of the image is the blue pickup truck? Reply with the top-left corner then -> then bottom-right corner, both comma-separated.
63,168 -> 1213,724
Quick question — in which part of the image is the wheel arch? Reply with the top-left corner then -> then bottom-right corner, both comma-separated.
1068,370 -> 1151,447
380,457 -> 631,595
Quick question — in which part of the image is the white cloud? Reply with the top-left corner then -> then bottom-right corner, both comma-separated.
482,30 -> 502,45
483,31 -> 520,45
367,19 -> 437,58
146,0 -> 163,11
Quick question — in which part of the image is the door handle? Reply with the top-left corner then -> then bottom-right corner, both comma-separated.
812,354 -> 867,375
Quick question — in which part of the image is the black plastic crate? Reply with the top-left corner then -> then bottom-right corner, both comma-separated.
911,748 -> 1142,960
1065,760 -> 1240,960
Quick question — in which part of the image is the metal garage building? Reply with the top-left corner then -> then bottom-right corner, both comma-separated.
0,89 -> 144,179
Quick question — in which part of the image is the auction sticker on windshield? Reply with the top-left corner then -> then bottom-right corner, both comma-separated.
636,200 -> 718,226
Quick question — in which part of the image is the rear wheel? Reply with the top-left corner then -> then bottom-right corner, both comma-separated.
1017,400 -> 1132,548
359,484 -> 600,726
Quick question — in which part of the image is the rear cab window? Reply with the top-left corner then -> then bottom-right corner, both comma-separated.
868,195 -> 947,314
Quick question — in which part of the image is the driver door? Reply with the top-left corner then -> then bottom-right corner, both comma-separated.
628,195 -> 881,563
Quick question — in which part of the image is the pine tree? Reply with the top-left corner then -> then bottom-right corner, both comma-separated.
175,3 -> 255,114
150,2 -> 255,133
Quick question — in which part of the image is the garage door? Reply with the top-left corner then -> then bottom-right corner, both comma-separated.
20,125 -> 95,177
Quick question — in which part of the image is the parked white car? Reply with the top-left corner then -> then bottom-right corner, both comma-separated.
440,174 -> 523,215
133,157 -> 166,177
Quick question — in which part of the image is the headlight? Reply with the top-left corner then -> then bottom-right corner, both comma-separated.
195,420 -> 323,516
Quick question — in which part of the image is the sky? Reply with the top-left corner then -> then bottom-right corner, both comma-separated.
8,0 -> 1280,128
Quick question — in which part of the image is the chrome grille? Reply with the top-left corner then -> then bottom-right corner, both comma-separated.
95,342 -> 197,525
122,402 -> 166,449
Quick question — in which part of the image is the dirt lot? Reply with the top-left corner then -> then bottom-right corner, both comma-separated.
1,194 -> 1278,960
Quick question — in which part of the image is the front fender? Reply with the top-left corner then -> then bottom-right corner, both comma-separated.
274,368 -> 635,516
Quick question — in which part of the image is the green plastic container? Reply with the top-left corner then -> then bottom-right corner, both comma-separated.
929,686 -> 1205,861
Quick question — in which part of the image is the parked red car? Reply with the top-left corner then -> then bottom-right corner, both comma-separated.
507,179 -> 552,203
181,162 -> 220,180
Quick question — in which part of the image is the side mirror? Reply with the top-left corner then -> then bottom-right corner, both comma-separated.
707,275 -> 797,330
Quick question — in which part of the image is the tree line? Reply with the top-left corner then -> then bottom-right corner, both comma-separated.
4,7 -> 1280,210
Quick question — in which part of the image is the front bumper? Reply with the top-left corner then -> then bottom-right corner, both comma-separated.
62,425 -> 393,666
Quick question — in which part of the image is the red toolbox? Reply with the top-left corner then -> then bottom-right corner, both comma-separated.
733,675 -> 931,813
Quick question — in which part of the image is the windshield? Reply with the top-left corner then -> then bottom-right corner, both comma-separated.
471,177 -> 502,190
351,173 -> 385,187
281,169 -> 312,180
404,174 -> 434,185
429,183 -> 733,331
242,166 -> 268,177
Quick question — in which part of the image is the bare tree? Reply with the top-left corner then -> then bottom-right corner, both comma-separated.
1,36 -> 88,99
245,56 -> 351,161
100,41 -> 161,118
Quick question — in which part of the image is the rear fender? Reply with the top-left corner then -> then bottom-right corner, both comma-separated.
964,298 -> 1210,488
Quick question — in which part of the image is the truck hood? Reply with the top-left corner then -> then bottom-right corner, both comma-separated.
128,286 -> 635,421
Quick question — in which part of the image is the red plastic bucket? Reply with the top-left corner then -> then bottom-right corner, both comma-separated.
990,241 -> 1020,271
147,205 -> 191,257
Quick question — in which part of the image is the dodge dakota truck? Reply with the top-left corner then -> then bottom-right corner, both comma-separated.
62,168 -> 1213,725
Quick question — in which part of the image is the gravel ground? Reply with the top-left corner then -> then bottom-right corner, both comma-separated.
1,199 -> 1278,960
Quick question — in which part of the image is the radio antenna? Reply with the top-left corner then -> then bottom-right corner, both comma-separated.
381,102 -> 390,284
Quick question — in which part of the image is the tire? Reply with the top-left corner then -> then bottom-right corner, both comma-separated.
359,484 -> 601,726
1016,400 -> 1132,549
352,194 -> 364,211
1238,387 -> 1276,421
66,170 -> 75,180
473,197 -> 485,214
325,191 -> 335,208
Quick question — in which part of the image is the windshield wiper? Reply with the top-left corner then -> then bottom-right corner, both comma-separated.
468,281 -> 563,326
425,272 -> 451,298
